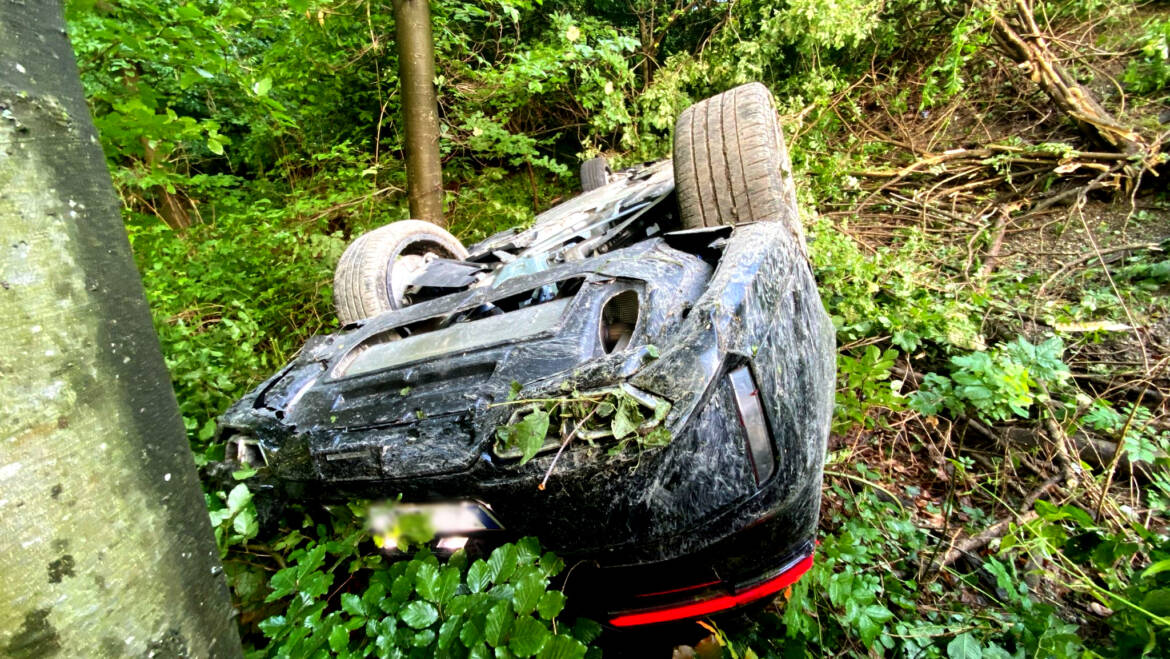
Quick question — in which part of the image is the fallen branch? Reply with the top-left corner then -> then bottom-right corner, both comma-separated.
934,510 -> 1039,570
1037,241 -> 1162,295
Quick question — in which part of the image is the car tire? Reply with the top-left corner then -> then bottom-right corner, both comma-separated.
673,83 -> 803,246
580,156 -> 610,191
333,220 -> 469,324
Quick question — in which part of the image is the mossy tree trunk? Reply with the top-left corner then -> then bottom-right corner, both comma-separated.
393,0 -> 445,227
0,4 -> 240,657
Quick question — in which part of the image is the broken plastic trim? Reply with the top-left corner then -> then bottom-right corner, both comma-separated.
607,553 -> 814,627
728,366 -> 775,484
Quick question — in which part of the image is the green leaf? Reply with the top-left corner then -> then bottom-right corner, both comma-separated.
226,483 -> 251,513
416,562 -> 441,602
459,615 -> 485,648
1141,588 -> 1170,616
947,632 -> 983,659
341,592 -> 366,619
611,403 -> 636,440
328,623 -> 349,653
514,409 -> 550,464
512,573 -> 546,616
569,619 -> 602,645
438,614 -> 463,650
509,616 -> 551,657
539,552 -> 564,578
412,629 -> 436,647
488,543 -> 519,584
400,601 -> 438,629
253,77 -> 273,97
207,136 -> 225,156
1142,558 -> 1170,580
484,601 -> 513,647
537,591 -> 566,620
468,559 -> 492,593
437,565 -> 461,604
538,634 -> 588,659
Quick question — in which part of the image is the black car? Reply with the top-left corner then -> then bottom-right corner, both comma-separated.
217,83 -> 835,628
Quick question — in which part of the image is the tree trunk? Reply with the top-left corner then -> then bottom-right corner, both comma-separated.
393,0 -> 445,226
0,4 -> 241,657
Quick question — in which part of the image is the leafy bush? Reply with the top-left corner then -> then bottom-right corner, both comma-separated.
255,536 -> 597,659
910,337 -> 1069,422
1124,17 -> 1170,94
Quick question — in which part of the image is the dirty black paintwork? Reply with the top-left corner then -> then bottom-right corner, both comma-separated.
218,162 -> 836,620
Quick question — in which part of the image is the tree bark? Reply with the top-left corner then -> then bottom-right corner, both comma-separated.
393,0 -> 445,226
0,4 -> 240,657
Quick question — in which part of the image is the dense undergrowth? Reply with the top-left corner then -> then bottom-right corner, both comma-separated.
66,0 -> 1170,656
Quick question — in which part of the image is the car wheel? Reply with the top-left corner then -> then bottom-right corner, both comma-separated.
580,156 -> 610,191
673,83 -> 803,246
333,220 -> 469,324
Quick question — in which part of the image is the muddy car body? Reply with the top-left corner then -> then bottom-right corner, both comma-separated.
218,84 -> 835,627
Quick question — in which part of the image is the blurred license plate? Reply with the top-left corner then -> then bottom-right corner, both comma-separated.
396,502 -> 503,534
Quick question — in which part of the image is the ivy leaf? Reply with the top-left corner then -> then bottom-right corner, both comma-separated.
509,616 -> 551,657
400,601 -> 438,629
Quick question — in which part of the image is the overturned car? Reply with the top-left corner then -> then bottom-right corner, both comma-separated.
218,83 -> 836,628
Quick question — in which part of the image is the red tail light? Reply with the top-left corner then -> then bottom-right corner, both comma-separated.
608,554 -> 814,627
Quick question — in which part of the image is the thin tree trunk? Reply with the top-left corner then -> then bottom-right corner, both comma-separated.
393,0 -> 445,226
0,4 -> 240,657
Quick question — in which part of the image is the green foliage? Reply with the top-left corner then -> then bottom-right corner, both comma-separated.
1124,17 -> 1170,94
735,480 -> 1093,657
1001,501 -> 1170,655
835,345 -> 904,433
810,223 -> 985,353
910,337 -> 1068,422
495,386 -> 672,465
255,536 -> 593,658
